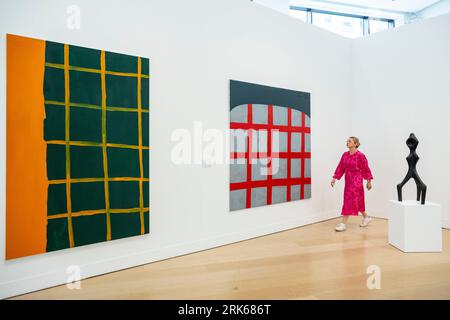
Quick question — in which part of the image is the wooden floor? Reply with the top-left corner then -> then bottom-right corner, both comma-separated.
11,217 -> 450,300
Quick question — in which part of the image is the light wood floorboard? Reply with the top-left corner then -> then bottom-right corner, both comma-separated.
10,218 -> 450,300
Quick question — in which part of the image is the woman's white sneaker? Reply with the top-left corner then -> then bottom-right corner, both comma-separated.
360,216 -> 372,227
335,223 -> 346,232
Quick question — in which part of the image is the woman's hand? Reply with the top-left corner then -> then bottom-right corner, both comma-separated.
366,180 -> 372,190
331,178 -> 336,188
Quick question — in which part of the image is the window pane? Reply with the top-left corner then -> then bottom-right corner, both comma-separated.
312,12 -> 363,38
290,9 -> 307,22
369,19 -> 390,34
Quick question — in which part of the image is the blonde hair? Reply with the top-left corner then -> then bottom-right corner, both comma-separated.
349,136 -> 360,148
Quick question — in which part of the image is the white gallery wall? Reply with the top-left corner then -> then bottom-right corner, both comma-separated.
351,13 -> 450,228
416,0 -> 450,20
0,0 -> 352,298
253,0 -> 290,14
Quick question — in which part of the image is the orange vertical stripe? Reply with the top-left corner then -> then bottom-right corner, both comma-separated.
6,34 -> 47,259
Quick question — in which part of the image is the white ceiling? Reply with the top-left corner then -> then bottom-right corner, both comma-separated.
291,0 -> 443,13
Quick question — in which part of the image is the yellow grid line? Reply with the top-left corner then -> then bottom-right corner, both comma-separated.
100,51 -> 112,241
64,44 -> 75,248
45,100 -> 149,113
46,140 -> 150,150
45,62 -> 150,78
48,207 -> 150,220
48,177 -> 150,185
137,57 -> 145,235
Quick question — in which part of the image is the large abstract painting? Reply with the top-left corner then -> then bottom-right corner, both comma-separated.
6,34 -> 150,259
229,80 -> 311,211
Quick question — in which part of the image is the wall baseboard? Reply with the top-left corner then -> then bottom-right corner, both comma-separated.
371,211 -> 450,229
443,219 -> 450,229
369,211 -> 387,219
1,211 -> 340,299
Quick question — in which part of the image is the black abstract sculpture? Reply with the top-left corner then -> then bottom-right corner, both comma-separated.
397,133 -> 427,205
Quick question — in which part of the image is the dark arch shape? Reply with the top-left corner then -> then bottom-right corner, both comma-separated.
230,80 -> 310,117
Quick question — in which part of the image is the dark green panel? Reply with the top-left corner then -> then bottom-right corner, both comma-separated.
109,181 -> 139,209
69,45 -> 101,69
111,212 -> 141,240
105,74 -> 137,108
44,42 -> 151,251
44,67 -> 65,102
141,58 -> 150,76
107,148 -> 139,178
105,51 -> 137,73
142,112 -> 149,147
46,144 -> 66,180
70,146 -> 104,179
44,104 -> 65,141
72,214 -> 107,247
47,184 -> 67,215
143,181 -> 149,207
143,149 -> 149,179
141,77 -> 149,109
144,212 -> 149,234
45,41 -> 64,64
71,182 -> 105,212
69,70 -> 102,106
46,218 -> 70,252
70,107 -> 102,143
106,111 -> 138,146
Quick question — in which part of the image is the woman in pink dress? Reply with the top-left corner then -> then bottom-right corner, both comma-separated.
331,137 -> 373,232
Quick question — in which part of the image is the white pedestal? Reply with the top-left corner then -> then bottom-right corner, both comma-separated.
388,200 -> 442,252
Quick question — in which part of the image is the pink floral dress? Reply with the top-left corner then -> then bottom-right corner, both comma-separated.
333,150 -> 373,216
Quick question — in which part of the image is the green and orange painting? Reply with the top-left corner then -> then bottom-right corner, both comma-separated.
6,34 -> 150,260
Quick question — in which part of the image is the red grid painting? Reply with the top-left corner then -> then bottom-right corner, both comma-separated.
230,102 -> 311,211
